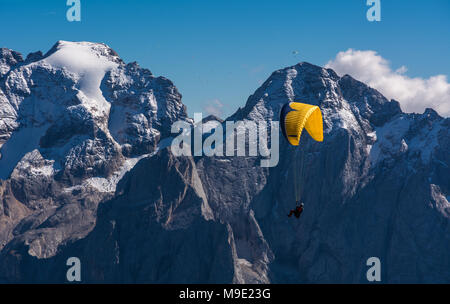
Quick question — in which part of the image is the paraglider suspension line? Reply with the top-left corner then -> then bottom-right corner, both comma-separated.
294,145 -> 306,203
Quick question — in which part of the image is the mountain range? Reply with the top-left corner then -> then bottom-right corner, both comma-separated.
0,41 -> 448,283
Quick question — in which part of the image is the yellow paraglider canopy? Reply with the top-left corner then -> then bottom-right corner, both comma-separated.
281,102 -> 323,146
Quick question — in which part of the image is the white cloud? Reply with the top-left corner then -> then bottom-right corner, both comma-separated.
325,49 -> 450,117
203,99 -> 225,118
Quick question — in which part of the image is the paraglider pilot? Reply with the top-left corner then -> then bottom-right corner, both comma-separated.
288,203 -> 304,219
280,101 -> 323,221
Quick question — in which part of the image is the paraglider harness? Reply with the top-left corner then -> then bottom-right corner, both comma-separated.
288,202 -> 304,219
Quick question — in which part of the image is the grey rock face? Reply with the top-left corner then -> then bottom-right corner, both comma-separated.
1,148 -> 233,283
0,44 -> 448,283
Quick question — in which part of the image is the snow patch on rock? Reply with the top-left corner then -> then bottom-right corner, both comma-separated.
43,41 -> 119,119
369,115 -> 410,166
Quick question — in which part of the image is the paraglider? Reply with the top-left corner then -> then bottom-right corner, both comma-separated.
280,102 -> 324,219
288,203 -> 304,218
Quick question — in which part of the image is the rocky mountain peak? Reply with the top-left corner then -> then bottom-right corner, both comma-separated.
0,48 -> 24,77
43,40 -> 124,65
229,61 -> 401,138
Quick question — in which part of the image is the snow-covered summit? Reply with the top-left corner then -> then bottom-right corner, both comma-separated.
39,41 -> 122,119
44,40 -> 123,64
0,41 -> 188,184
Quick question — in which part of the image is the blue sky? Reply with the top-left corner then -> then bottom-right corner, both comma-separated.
1,0 -> 449,117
